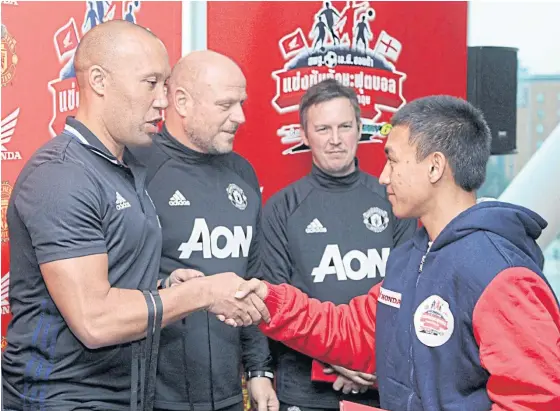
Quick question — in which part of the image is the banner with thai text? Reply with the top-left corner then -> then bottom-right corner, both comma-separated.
207,1 -> 468,202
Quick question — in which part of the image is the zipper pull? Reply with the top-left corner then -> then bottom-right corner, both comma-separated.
418,242 -> 433,273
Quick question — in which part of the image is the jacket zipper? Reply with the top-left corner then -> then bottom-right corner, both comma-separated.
407,241 -> 433,411
418,241 -> 432,274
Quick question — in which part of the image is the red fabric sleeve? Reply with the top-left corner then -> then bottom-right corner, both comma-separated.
473,267 -> 560,411
258,281 -> 380,374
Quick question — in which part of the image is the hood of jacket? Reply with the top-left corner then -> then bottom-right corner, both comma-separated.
414,201 -> 547,268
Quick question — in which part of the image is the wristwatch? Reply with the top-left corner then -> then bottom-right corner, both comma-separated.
246,370 -> 274,380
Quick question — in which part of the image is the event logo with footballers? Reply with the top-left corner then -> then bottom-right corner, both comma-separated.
272,1 -> 406,155
47,1 -> 141,137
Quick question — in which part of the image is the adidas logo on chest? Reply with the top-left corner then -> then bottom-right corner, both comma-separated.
306,218 -> 327,234
115,192 -> 131,210
169,190 -> 190,206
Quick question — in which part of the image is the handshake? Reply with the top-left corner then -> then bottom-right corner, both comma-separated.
167,269 -> 271,327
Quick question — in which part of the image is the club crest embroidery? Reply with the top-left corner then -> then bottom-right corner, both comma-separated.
363,206 -> 389,233
227,183 -> 248,211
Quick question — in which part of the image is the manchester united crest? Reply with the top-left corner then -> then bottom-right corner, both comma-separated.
363,206 -> 389,233
227,183 -> 248,211
1,182 -> 13,242
1,24 -> 18,87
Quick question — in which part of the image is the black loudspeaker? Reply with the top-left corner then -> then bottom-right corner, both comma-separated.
467,46 -> 518,155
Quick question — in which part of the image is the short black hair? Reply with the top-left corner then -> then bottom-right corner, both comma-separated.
391,95 -> 492,192
299,79 -> 361,132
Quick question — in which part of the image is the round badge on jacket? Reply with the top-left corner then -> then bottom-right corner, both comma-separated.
413,295 -> 455,347
226,183 -> 248,210
363,206 -> 389,233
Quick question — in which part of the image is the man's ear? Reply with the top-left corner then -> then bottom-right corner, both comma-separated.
428,151 -> 446,184
89,65 -> 108,96
173,86 -> 192,117
301,125 -> 310,147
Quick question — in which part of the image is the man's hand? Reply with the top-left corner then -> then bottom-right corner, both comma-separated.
324,364 -> 376,394
234,278 -> 269,300
165,268 -> 204,288
247,377 -> 279,411
204,274 -> 270,327
332,374 -> 368,395
215,278 -> 269,327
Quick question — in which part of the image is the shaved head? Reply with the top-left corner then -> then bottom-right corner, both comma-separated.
73,20 -> 170,152
165,50 -> 247,154
168,50 -> 245,95
74,20 -> 162,89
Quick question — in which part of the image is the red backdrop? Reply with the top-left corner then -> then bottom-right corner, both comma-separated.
207,1 -> 468,202
0,0 -> 182,350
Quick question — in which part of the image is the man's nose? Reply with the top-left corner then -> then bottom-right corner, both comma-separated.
329,130 -> 342,145
154,87 -> 169,110
379,161 -> 391,186
230,104 -> 246,125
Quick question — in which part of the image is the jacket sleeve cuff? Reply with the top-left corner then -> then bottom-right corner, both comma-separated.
263,282 -> 286,326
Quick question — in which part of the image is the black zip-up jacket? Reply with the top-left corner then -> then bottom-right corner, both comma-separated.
261,161 -> 417,409
131,125 -> 272,410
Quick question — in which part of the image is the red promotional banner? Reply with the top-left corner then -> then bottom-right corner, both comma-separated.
0,0 -> 182,349
207,1 -> 468,202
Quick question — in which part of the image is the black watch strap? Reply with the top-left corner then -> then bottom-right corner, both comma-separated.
157,277 -> 168,290
246,370 -> 274,380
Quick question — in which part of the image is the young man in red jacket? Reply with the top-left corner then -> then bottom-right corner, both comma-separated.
232,95 -> 560,411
